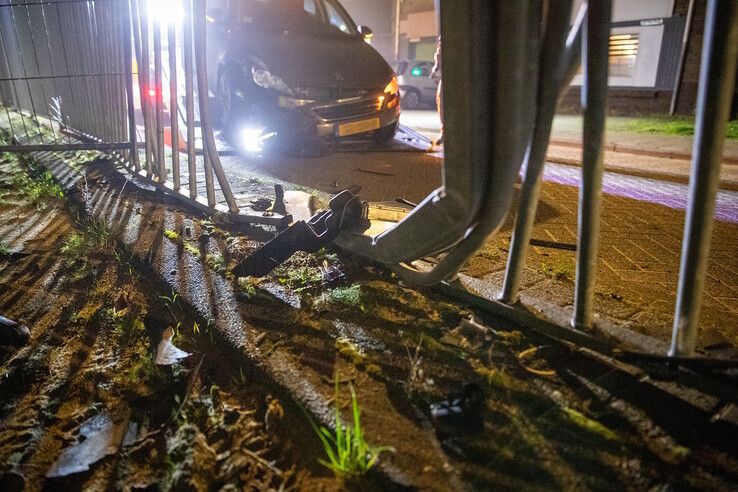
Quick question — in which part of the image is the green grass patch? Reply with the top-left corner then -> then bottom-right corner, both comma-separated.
14,169 -> 64,207
183,242 -> 200,257
237,276 -> 259,298
311,381 -> 394,479
274,265 -> 323,291
163,229 -> 181,242
102,308 -> 146,346
617,115 -> 738,139
205,252 -> 226,273
60,220 -> 112,280
0,243 -> 9,256
323,284 -> 365,311
68,150 -> 102,167
540,259 -> 575,282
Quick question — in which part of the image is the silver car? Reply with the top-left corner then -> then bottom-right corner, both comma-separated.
395,60 -> 438,110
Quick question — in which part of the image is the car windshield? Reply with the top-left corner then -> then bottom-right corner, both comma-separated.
234,0 -> 359,36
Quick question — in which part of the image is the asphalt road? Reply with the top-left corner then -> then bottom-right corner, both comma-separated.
219,110 -> 738,223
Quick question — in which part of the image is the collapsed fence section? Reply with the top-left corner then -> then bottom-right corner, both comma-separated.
0,0 -> 130,152
0,0 -> 290,225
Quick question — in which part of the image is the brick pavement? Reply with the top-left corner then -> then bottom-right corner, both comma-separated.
470,170 -> 738,351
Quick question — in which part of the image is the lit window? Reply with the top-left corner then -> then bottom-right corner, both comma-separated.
608,33 -> 639,77
576,33 -> 640,78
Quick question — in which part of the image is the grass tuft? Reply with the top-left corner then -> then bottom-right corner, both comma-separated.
324,285 -> 365,311
60,220 -> 111,259
540,259 -> 575,282
311,380 -> 394,479
562,407 -> 618,441
274,265 -> 323,291
14,169 -> 64,207
237,276 -> 259,298
206,252 -> 226,273
163,229 -> 181,241
183,242 -> 201,257
60,220 -> 112,280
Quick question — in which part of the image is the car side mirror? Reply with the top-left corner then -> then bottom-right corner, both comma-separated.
206,7 -> 224,23
358,25 -> 373,41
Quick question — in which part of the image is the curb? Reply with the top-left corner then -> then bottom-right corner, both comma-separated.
549,138 -> 738,166
546,152 -> 738,192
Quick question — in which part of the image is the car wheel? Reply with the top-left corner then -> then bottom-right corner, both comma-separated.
373,121 -> 398,145
402,89 -> 420,110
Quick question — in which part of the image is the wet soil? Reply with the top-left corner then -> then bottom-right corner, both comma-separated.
0,152 -> 340,491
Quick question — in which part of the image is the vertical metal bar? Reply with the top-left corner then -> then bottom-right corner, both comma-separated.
91,2 -> 112,144
572,0 -> 611,330
0,12 -> 27,142
133,0 -> 155,176
153,17 -> 167,181
35,2 -> 63,143
192,0 -> 216,208
670,0 -> 695,116
99,2 -> 117,146
51,1 -> 79,136
22,3 -> 56,142
110,2 -> 126,151
193,0 -> 238,213
670,0 -> 738,356
8,4 -> 44,144
80,1 -> 99,139
168,21 -> 181,189
182,0 -> 198,199
123,0 -> 139,170
501,1 -> 581,303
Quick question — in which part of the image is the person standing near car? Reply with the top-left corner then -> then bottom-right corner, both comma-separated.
432,35 -> 443,146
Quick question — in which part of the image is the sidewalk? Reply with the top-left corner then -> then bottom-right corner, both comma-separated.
400,111 -> 738,190
548,115 -> 738,191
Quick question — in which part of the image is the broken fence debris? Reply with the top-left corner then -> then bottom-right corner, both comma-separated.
233,190 -> 366,278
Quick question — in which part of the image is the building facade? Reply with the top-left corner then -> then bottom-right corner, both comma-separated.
561,0 -> 706,114
341,0 -> 720,115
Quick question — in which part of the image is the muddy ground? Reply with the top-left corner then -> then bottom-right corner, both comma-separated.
0,151 -> 340,491
1,143 -> 738,491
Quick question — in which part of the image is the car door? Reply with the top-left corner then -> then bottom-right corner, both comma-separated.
415,62 -> 438,101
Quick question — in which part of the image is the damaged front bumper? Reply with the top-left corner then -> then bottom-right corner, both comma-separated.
271,92 -> 400,140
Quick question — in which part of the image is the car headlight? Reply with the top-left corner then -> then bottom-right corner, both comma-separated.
384,76 -> 399,96
251,68 -> 293,95
384,76 -> 399,109
277,96 -> 315,109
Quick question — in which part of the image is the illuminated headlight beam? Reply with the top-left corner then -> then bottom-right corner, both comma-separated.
147,0 -> 184,25
242,128 -> 277,154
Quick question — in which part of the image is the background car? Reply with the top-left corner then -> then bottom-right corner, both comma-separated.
395,60 -> 438,110
206,0 -> 400,152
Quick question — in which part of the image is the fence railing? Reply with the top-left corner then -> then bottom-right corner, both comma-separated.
337,0 -> 738,361
0,0 -> 289,226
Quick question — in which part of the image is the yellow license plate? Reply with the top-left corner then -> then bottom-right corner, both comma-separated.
337,118 -> 380,137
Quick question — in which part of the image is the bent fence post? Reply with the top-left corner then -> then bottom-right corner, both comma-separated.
669,0 -> 738,356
